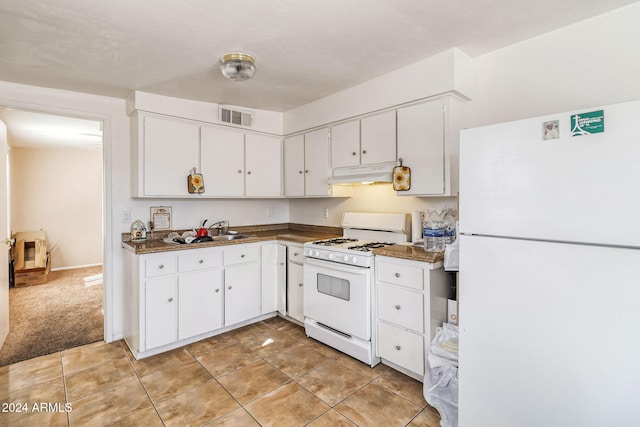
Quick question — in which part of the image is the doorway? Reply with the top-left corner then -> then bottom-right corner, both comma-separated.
0,107 -> 104,366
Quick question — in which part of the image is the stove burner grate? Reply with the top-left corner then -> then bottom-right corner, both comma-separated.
313,238 -> 359,246
347,242 -> 396,252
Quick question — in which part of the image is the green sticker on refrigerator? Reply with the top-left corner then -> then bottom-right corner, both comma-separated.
570,110 -> 604,136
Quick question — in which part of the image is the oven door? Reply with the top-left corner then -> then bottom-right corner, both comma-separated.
303,257 -> 372,340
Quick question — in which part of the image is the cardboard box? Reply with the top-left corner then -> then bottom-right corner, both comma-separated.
13,230 -> 51,286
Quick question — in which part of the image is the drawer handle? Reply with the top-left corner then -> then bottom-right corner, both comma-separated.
241,254 -> 245,258
159,264 -> 164,269
215,289 -> 220,293
395,305 -> 401,310
199,259 -> 204,264
394,272 -> 400,278
168,297 -> 173,302
293,252 -> 298,256
395,345 -> 401,351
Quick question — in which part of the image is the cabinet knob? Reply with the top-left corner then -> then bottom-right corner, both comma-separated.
241,254 -> 245,258
299,283 -> 303,287
305,170 -> 309,173
395,345 -> 401,351
362,150 -> 367,154
237,169 -> 242,173
395,305 -> 401,310
228,286 -> 232,290
168,297 -> 173,302
247,171 -> 252,175
199,259 -> 204,264
298,170 -> 303,174
352,151 -> 357,156
215,289 -> 220,293
293,252 -> 298,256
394,272 -> 400,278
159,264 -> 164,269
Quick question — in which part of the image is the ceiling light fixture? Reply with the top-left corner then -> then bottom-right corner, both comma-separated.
219,52 -> 256,81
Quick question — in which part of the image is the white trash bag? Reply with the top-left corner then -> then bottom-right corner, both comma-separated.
424,322 -> 459,427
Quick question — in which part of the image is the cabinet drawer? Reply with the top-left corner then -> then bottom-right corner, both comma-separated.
377,261 -> 423,290
378,321 -> 424,376
378,283 -> 423,333
287,246 -> 304,263
224,245 -> 260,265
178,250 -> 223,272
145,256 -> 177,277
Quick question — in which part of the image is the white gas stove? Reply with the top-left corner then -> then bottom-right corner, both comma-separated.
303,212 -> 410,366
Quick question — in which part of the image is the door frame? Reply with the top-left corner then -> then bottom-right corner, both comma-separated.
0,99 -> 113,343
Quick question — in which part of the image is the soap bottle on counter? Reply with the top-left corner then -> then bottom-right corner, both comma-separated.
423,209 -> 446,252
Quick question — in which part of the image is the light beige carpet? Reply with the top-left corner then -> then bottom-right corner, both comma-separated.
0,266 -> 104,366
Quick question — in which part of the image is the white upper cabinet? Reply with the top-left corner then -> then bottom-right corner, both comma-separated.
283,134 -> 305,197
331,120 -> 360,168
397,96 -> 465,196
303,128 -> 332,196
360,110 -> 397,165
245,134 -> 282,197
136,114 -> 200,197
201,126 -> 245,197
284,129 -> 337,197
331,111 -> 396,169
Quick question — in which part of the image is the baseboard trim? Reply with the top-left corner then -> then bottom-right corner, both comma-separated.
51,263 -> 103,272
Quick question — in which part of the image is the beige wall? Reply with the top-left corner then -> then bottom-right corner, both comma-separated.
10,146 -> 102,270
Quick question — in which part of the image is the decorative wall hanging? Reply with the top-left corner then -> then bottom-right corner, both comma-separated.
188,167 -> 205,194
393,158 -> 411,191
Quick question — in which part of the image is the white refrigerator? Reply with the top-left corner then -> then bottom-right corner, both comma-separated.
458,100 -> 640,426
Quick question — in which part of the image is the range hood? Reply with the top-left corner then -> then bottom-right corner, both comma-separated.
328,163 -> 395,184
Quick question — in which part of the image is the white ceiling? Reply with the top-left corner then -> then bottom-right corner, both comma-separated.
0,0 -> 637,114
0,0 -> 637,148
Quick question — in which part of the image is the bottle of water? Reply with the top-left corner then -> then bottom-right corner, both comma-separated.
443,207 -> 457,246
423,210 -> 446,252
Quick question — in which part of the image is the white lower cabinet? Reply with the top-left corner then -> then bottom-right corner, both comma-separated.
124,242 -> 273,359
285,243 -> 304,323
178,269 -> 223,339
224,244 -> 261,326
145,276 -> 178,349
375,255 -> 448,379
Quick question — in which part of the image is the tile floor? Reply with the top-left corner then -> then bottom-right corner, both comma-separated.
0,316 -> 442,426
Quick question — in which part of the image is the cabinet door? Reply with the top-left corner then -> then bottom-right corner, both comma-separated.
145,276 -> 178,349
397,99 -> 445,195
287,261 -> 304,323
361,110 -> 396,165
283,135 -> 305,197
225,262 -> 261,326
178,269 -> 223,340
261,243 -> 286,315
201,126 -> 245,196
245,134 -> 282,197
331,120 -> 360,168
304,128 -> 331,196
143,116 -> 200,196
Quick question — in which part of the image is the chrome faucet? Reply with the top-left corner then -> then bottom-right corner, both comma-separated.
208,220 -> 229,235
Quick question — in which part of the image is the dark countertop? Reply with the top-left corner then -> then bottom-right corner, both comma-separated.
121,223 -> 342,255
372,243 -> 444,264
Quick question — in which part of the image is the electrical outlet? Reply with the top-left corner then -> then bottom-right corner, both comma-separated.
120,210 -> 131,223
267,207 -> 273,217
323,208 -> 329,219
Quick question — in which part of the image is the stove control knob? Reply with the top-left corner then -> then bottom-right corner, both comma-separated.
328,253 -> 335,260
343,255 -> 350,262
352,256 -> 358,264
315,250 -> 321,257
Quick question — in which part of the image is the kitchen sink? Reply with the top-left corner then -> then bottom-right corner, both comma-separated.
210,234 -> 254,241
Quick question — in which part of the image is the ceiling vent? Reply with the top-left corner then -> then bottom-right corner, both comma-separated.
219,105 -> 253,127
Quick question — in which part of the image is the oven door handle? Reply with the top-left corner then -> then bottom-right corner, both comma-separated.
303,257 -> 369,275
